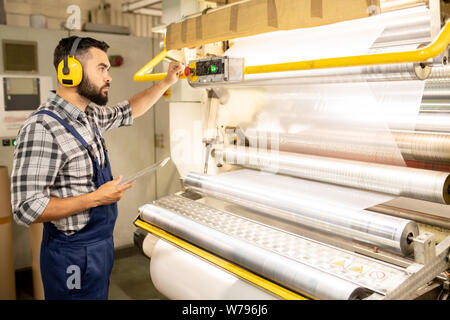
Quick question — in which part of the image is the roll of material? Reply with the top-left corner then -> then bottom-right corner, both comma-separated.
139,204 -> 370,300
29,223 -> 44,300
0,166 -> 16,300
150,239 -> 279,300
216,146 -> 450,204
244,129 -> 450,165
184,170 -> 418,256
142,233 -> 160,258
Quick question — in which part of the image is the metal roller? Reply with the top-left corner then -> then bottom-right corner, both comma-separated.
368,203 -> 450,230
242,129 -> 402,166
426,65 -> 450,80
215,146 -> 450,204
139,202 -> 372,300
393,130 -> 450,163
412,113 -> 450,132
422,88 -> 450,101
184,170 -> 419,255
190,62 -> 432,88
421,67 -> 450,101
243,128 -> 450,165
191,62 -> 433,89
419,102 -> 450,112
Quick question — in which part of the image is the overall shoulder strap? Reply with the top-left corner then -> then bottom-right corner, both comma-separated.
33,110 -> 97,160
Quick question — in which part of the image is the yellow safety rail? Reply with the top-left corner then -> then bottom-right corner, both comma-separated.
133,46 -> 187,82
133,48 -> 169,82
134,21 -> 450,82
134,218 -> 310,300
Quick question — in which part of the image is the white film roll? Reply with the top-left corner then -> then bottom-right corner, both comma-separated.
150,239 -> 279,300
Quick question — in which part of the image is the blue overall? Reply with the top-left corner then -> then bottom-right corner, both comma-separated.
34,110 -> 117,300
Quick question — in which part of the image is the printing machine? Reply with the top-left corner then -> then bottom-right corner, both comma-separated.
133,1 -> 450,300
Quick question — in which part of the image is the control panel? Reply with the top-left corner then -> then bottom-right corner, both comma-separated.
195,58 -> 225,77
185,56 -> 244,87
0,75 -> 53,136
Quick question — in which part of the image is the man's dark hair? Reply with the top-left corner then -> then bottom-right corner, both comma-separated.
53,36 -> 109,71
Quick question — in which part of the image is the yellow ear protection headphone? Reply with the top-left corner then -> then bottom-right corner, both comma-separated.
57,37 -> 83,87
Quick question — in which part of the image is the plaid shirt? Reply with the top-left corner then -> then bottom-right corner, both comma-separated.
11,91 -> 133,235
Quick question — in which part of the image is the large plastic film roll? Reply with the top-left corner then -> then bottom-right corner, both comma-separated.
139,204 -> 370,300
150,239 -> 279,300
184,169 -> 418,256
0,166 -> 16,300
216,146 -> 450,204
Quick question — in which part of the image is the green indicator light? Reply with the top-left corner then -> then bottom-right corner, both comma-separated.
12,139 -> 17,146
210,65 -> 217,73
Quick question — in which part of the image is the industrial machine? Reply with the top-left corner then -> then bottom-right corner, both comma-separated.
133,1 -> 450,300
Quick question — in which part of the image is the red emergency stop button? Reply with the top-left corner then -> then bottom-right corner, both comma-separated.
184,67 -> 192,76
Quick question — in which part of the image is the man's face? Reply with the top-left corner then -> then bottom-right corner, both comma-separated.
77,47 -> 112,106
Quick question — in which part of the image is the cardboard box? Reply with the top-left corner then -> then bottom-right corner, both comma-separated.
166,0 -> 380,50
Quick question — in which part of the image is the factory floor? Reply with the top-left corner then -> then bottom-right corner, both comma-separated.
15,245 -> 167,300
108,246 -> 167,300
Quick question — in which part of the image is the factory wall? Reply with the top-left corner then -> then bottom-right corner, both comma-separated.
0,24 -> 158,270
3,0 -> 162,38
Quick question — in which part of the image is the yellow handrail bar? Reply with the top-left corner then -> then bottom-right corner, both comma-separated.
133,48 -> 168,82
133,21 -> 450,82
